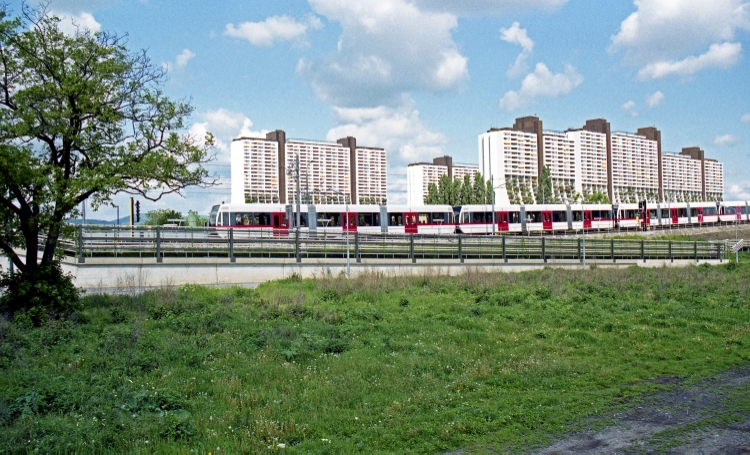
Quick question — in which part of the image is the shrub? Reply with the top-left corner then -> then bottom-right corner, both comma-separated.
0,262 -> 80,325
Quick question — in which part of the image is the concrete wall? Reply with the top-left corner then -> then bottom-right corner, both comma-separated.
0,254 -> 723,292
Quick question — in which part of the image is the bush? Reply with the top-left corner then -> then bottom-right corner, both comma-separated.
0,262 -> 80,325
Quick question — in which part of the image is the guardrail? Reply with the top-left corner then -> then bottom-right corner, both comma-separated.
58,225 -> 727,264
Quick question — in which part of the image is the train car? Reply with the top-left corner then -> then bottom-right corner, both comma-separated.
719,201 -> 749,223
689,201 -> 720,225
455,205 -> 522,234
523,204 -> 569,232
569,204 -> 614,231
208,202 -> 290,236
383,204 -> 455,235
208,202 -> 454,236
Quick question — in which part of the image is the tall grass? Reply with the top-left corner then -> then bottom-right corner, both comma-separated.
0,257 -> 749,452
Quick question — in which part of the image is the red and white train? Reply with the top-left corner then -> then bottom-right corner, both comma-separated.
207,200 -> 750,236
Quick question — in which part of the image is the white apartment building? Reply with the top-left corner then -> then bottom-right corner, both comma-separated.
406,163 -> 448,205
543,131 -> 575,199
566,129 -> 608,197
452,163 -> 480,183
479,128 -> 539,205
704,159 -> 724,200
662,152 -> 702,202
230,137 -> 280,203
610,131 -> 659,203
285,139 -> 351,204
231,131 -> 386,205
355,147 -> 388,204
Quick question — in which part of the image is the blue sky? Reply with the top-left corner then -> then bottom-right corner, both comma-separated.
11,0 -> 750,219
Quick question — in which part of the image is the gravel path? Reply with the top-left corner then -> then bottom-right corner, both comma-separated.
537,363 -> 750,453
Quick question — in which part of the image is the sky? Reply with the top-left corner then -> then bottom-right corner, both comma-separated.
9,0 -> 750,220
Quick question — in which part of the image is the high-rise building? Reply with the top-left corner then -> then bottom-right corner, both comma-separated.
230,131 -> 386,205
478,116 -> 724,205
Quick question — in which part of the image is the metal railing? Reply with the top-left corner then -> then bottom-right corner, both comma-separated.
59,225 -> 727,265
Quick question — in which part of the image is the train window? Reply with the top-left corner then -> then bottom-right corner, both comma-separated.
431,212 -> 447,223
743,207 -> 749,215
648,209 -> 657,218
552,211 -> 566,222
388,213 -> 404,226
299,213 -> 309,227
678,208 -> 688,217
472,212 -> 487,223
661,209 -> 670,219
725,206 -> 737,214
703,207 -> 717,215
527,212 -> 541,223
572,212 -> 583,222
592,210 -> 611,220
690,208 -> 698,216
222,212 -> 229,226
209,205 -> 219,227
257,213 -> 271,226
418,213 -> 429,224
233,212 -> 253,226
358,213 -> 379,226
510,212 -> 520,223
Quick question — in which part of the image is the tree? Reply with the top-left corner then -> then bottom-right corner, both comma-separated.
0,4 -> 215,277
425,182 -> 438,204
535,166 -> 553,204
143,209 -> 184,226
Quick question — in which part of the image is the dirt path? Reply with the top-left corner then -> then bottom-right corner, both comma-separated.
537,363 -> 750,453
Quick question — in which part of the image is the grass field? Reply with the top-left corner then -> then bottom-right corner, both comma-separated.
1,257 -> 749,452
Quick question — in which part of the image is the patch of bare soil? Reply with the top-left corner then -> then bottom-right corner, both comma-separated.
537,362 -> 750,453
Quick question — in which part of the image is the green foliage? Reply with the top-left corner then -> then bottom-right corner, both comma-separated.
1,266 -> 749,452
0,4 -> 214,277
0,261 -> 80,325
424,172 -> 492,205
535,166 -> 554,204
142,209 -> 183,226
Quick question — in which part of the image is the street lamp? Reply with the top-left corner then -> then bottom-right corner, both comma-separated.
563,196 -> 585,268
490,176 -> 506,235
329,187 -> 350,279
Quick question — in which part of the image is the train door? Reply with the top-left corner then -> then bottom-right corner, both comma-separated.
697,207 -> 704,223
583,210 -> 592,229
671,208 -> 678,225
542,211 -> 553,231
272,212 -> 289,235
404,212 -> 418,234
343,211 -> 358,233
497,211 -> 509,232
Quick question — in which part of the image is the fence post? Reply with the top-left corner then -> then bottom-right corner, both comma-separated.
694,241 -> 698,263
458,235 -> 463,263
542,237 -> 546,263
355,232 -> 361,263
77,224 -> 85,264
578,238 -> 582,263
228,228 -> 235,263
156,227 -> 162,263
641,239 -> 645,263
719,243 -> 723,263
410,234 -> 415,264
669,240 -> 673,263
503,235 -> 507,263
611,239 -> 615,263
295,229 -> 301,263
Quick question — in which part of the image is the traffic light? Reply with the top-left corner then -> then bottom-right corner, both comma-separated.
135,200 -> 140,223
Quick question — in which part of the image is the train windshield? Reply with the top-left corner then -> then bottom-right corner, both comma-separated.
209,205 -> 219,227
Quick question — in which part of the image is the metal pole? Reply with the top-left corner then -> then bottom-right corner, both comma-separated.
355,231 -> 360,263
296,154 -> 301,230
346,198 -> 350,278
295,228 -> 301,263
582,209 -> 586,268
503,235 -> 507,263
77,224 -> 84,264
156,227 -> 162,263
459,235 -> 463,263
491,175 -> 496,235
736,219 -> 739,263
229,228 -> 235,263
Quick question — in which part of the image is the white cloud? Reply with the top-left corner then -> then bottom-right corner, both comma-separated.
741,113 -> 750,123
300,0 -> 468,107
162,49 -> 196,72
325,100 -> 447,204
188,109 -> 266,164
499,63 -> 583,112
224,15 -> 322,46
500,22 -> 534,78
610,0 -> 750,78
52,11 -> 101,35
646,90 -> 664,107
621,100 -> 639,117
637,42 -> 742,80
728,182 -> 750,200
713,134 -> 740,146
